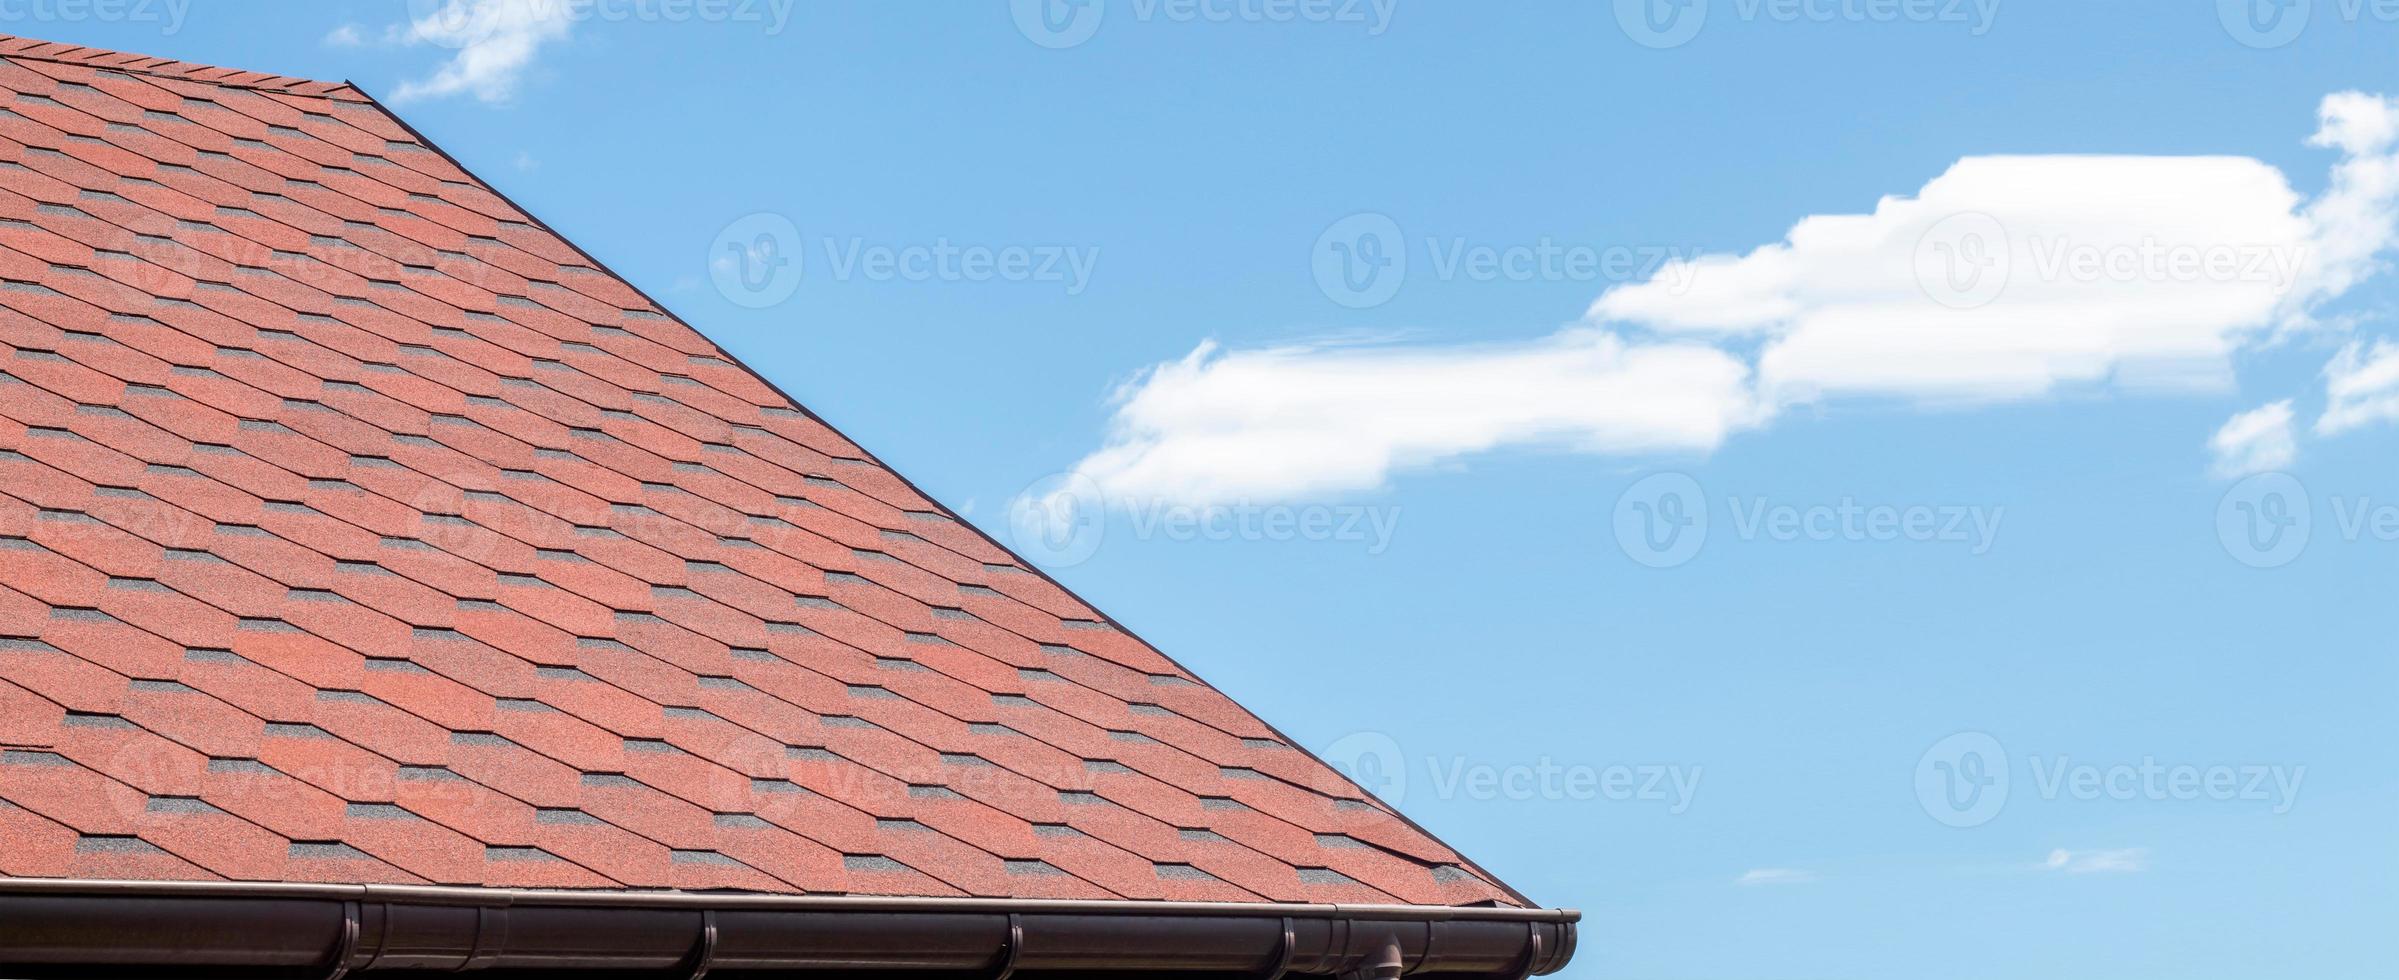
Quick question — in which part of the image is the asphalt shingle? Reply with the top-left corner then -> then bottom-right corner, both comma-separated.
0,31 -> 1520,908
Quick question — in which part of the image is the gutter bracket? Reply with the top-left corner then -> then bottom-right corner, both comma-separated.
1404,920 -> 1444,976
1256,915 -> 1295,980
1503,921 -> 1547,980
983,912 -> 1023,980
464,906 -> 508,972
680,910 -> 719,980
318,900 -> 361,980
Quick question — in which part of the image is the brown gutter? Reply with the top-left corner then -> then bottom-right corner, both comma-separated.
0,878 -> 1577,978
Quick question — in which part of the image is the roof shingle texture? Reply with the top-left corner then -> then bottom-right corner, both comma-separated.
0,35 -> 1523,907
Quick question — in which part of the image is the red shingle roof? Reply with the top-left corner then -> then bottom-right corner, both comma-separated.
0,35 -> 1527,908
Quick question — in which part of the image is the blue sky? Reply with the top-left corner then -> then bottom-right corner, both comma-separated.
20,2 -> 2398,977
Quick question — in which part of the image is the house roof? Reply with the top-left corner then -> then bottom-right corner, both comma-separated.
0,35 -> 1529,910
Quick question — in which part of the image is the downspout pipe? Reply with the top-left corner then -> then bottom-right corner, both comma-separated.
0,879 -> 1578,978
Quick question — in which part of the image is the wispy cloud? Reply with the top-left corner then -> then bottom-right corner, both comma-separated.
2317,337 -> 2399,435
1052,93 -> 2399,508
1736,868 -> 1817,886
322,24 -> 364,47
2041,848 -> 2148,874
2292,92 -> 2399,316
2210,400 -> 2298,478
388,0 -> 575,104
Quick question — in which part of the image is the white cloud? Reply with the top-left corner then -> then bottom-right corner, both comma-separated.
1597,92 -> 2399,396
2041,848 -> 2147,874
389,0 -> 574,104
513,150 -> 540,172
2317,338 -> 2399,435
322,24 -> 364,47
2210,400 -> 2298,478
1594,155 -> 2316,404
1736,868 -> 1816,886
1054,94 -> 2399,508
1066,332 -> 1759,506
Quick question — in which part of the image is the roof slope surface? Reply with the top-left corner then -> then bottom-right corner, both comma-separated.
0,35 -> 1523,907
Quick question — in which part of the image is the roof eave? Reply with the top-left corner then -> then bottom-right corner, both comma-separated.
0,877 -> 1580,978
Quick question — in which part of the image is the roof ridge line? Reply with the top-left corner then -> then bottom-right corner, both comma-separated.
0,32 -> 361,100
